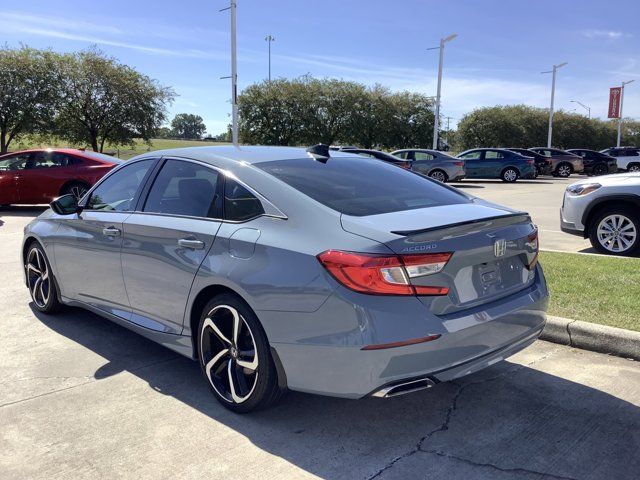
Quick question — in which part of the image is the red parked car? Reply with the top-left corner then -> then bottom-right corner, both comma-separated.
0,148 -> 122,206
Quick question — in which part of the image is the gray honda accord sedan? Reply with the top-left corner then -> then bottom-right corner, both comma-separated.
23,145 -> 548,412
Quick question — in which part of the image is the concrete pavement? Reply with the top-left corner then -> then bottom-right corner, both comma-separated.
2,207 -> 639,480
456,176 -> 592,253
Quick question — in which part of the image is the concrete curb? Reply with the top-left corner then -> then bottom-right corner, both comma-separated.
541,316 -> 640,361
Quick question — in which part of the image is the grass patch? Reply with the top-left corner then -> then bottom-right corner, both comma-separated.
11,137 -> 228,159
540,251 -> 640,332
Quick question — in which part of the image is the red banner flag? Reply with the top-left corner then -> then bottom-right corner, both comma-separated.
608,87 -> 622,118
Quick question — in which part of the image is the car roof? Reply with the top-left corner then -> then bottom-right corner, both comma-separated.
132,145 -> 363,166
0,147 -> 121,163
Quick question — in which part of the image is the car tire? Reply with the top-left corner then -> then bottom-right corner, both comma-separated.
26,242 -> 62,314
588,206 -> 640,256
428,169 -> 448,183
592,163 -> 608,176
556,163 -> 573,178
501,167 -> 519,183
628,163 -> 640,173
197,293 -> 283,413
62,181 -> 90,201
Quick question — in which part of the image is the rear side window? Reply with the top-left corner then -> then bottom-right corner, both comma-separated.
414,152 -> 434,161
257,157 -> 469,217
485,151 -> 505,159
144,160 -> 220,218
224,179 -> 264,221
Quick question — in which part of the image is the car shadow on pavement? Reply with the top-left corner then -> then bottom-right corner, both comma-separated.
31,305 -> 640,480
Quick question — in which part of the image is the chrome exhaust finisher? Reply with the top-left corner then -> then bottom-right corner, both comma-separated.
372,377 -> 436,398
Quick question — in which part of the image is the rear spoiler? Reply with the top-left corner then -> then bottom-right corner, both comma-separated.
391,213 -> 531,239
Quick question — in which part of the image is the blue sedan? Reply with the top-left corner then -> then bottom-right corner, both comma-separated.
457,148 -> 537,182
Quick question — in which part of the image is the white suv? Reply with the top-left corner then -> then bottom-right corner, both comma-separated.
561,173 -> 640,255
600,147 -> 640,172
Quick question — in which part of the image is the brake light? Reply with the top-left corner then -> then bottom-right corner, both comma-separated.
400,162 -> 411,169
453,161 -> 465,167
526,159 -> 535,165
525,230 -> 539,270
317,250 -> 451,296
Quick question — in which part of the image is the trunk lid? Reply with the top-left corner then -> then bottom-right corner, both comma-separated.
341,202 -> 538,315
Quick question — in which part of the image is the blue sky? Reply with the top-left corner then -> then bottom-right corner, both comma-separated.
1,0 -> 638,135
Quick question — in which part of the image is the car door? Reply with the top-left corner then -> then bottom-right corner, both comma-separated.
0,153 -> 30,204
458,150 -> 482,177
53,158 -> 157,317
482,150 -> 505,177
120,158 -> 223,334
17,151 -> 78,203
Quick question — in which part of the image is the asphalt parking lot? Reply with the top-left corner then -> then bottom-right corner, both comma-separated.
456,176 -> 592,253
1,208 -> 639,480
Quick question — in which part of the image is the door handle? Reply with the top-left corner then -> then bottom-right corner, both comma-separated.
102,226 -> 121,237
178,238 -> 205,250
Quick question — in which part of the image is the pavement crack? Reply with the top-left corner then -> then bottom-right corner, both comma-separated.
565,319 -> 578,347
367,349 -> 560,479
422,449 -> 579,480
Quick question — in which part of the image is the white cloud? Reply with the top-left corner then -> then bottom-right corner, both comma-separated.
0,11 -> 228,59
582,29 -> 630,39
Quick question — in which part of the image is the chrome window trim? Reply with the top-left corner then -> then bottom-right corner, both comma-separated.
79,157 -> 158,213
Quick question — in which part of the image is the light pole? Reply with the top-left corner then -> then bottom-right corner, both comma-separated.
617,79 -> 635,147
542,62 -> 567,148
428,33 -> 457,150
265,35 -> 275,82
220,1 -> 239,145
570,100 -> 591,118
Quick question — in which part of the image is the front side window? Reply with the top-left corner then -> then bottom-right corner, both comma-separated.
143,160 -> 220,218
86,159 -> 154,211
459,151 -> 481,160
0,153 -> 31,171
224,179 -> 265,221
257,157 -> 469,217
394,151 -> 409,160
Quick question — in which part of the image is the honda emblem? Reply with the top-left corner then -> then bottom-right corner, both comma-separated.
494,239 -> 506,257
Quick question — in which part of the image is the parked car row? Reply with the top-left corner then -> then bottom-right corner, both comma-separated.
342,146 -> 639,184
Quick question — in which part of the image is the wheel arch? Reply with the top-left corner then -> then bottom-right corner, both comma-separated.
58,179 -> 90,196
187,283 -> 287,388
582,195 -> 640,239
501,165 -> 521,177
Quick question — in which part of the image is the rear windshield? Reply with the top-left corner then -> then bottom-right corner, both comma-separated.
257,157 -> 470,216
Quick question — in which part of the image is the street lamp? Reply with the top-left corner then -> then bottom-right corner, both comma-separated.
265,35 -> 275,82
617,79 -> 635,147
570,100 -> 591,118
428,33 -> 457,150
542,62 -> 568,148
220,1 -> 239,145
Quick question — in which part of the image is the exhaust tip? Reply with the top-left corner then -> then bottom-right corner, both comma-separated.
372,377 -> 436,398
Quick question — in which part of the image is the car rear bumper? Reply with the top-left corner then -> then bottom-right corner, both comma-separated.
270,264 -> 549,399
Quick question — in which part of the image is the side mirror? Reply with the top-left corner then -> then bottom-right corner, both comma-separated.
50,194 -> 81,215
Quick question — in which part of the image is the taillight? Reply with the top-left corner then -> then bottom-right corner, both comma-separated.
317,250 -> 451,296
453,161 -> 465,167
526,159 -> 535,165
525,230 -> 539,270
400,162 -> 411,169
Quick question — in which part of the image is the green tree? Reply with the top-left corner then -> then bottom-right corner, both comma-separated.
0,46 -> 63,153
456,104 -> 622,151
56,48 -> 175,152
238,76 -> 435,149
170,113 -> 206,139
